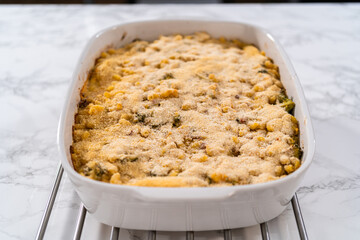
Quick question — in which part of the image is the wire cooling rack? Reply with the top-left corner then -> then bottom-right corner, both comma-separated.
35,165 -> 309,240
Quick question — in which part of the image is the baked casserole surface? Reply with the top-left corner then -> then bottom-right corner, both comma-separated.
71,32 -> 301,187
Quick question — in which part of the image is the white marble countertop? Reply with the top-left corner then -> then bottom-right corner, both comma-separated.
1,4 -> 360,240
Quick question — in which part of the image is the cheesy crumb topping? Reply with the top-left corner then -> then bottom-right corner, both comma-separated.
71,32 -> 301,187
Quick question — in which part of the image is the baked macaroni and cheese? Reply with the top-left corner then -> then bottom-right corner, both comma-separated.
71,32 -> 302,187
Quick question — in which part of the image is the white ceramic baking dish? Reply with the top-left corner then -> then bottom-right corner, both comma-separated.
58,20 -> 315,231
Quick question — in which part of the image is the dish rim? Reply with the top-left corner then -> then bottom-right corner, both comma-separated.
58,19 -> 315,197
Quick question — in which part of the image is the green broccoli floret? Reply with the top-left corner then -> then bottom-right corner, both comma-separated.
278,92 -> 295,112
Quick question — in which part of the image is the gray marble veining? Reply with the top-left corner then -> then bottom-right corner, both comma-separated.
0,4 -> 359,240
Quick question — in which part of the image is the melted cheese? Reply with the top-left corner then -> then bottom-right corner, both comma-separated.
71,32 -> 301,187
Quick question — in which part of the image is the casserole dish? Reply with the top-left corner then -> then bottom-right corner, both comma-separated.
58,20 -> 315,231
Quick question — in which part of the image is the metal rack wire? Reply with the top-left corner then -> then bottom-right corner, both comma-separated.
35,165 -> 309,240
